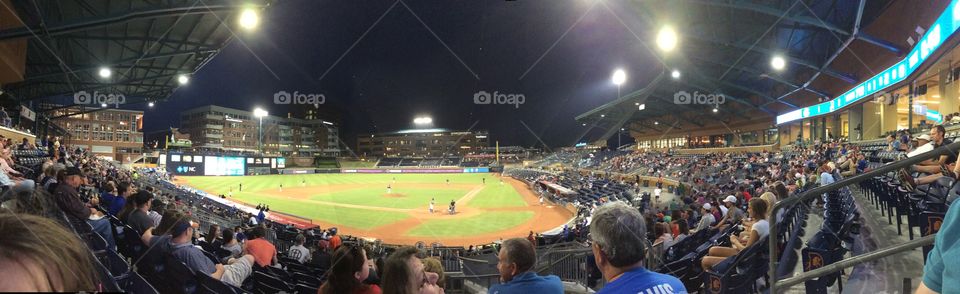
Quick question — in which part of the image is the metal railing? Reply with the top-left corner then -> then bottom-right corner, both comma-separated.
766,141 -> 960,293
537,247 -> 592,286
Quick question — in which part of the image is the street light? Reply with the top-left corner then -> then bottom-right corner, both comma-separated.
612,69 -> 626,98
254,107 -> 268,154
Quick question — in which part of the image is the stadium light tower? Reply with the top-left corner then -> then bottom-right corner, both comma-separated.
771,55 -> 786,71
98,67 -> 112,79
612,69 -> 626,98
239,8 -> 260,30
656,26 -> 678,52
254,107 -> 268,154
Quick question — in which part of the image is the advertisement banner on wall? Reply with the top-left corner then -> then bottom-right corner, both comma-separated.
165,153 -> 204,176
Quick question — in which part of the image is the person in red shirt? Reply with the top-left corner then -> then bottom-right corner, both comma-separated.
242,226 -> 277,268
741,186 -> 752,202
318,245 -> 381,294
329,229 -> 342,251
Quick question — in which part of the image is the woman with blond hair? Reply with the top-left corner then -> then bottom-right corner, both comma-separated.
0,213 -> 98,291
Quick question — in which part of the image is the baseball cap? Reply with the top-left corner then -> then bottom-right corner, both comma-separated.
702,203 -> 712,210
723,195 -> 737,203
917,134 -> 931,141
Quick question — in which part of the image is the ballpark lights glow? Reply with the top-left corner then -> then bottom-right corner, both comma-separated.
414,117 -> 433,125
98,67 -> 111,78
239,8 -> 259,30
656,26 -> 678,52
771,55 -> 786,71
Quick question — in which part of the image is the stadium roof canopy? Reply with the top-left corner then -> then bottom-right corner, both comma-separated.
0,0 -> 273,114
574,0 -> 945,142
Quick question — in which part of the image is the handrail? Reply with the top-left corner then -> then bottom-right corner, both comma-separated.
777,235 -> 934,290
767,140 -> 960,293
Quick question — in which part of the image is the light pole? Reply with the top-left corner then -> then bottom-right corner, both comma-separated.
612,69 -> 626,99
254,108 -> 268,154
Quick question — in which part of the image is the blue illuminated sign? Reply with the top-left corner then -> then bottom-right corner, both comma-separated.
777,0 -> 960,124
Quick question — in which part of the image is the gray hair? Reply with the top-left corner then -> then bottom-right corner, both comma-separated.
589,201 -> 647,267
501,237 -> 536,273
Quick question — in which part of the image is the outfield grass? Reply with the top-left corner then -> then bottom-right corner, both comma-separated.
307,187 -> 471,209
225,192 -> 409,229
406,211 -> 535,237
177,173 -> 530,232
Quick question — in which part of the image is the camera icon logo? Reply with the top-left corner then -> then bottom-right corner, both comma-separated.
74,91 -> 92,104
674,91 -> 691,104
274,91 -> 292,104
474,91 -> 492,104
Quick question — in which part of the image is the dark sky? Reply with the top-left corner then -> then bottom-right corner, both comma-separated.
141,0 -> 662,150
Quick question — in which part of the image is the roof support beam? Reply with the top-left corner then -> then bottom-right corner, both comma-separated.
680,0 -> 851,36
0,3 -> 266,41
686,34 -> 859,84
689,55 -> 833,99
856,32 -> 906,56
763,0 -> 869,108
22,49 -> 215,80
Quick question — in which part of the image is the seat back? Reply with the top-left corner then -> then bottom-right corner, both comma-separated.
162,257 -> 200,294
196,271 -> 244,294
118,271 -> 159,294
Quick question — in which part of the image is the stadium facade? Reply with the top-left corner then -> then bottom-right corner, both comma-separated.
49,105 -> 144,163
179,105 -> 340,157
356,128 -> 489,157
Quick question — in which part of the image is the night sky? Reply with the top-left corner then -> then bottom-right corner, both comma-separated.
141,0 -> 662,150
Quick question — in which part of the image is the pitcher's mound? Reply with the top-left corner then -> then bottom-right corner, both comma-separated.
383,193 -> 405,198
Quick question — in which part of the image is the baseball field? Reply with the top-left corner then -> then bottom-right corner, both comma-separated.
173,173 -> 573,246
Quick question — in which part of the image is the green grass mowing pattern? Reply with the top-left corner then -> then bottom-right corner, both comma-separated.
224,191 -> 409,230
467,182 -> 528,208
177,173 -> 530,232
308,187 -> 471,209
406,211 -> 535,237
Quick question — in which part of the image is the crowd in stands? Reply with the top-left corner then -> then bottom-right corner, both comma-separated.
4,121 -> 960,293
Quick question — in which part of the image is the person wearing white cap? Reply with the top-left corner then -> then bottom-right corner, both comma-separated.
695,203 -> 716,232
907,134 -> 934,158
714,195 -> 744,230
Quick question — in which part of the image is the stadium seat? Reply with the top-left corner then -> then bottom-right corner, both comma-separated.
701,236 -> 770,294
291,272 -> 321,288
253,271 -> 293,294
93,255 -> 123,292
117,271 -> 159,294
196,271 -> 246,294
294,283 -> 319,294
162,258 -> 201,294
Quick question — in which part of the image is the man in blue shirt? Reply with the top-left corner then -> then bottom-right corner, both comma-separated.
917,200 -> 960,294
590,202 -> 686,294
106,182 -> 133,216
489,238 -> 563,294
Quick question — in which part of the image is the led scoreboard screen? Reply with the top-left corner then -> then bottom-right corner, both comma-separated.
204,156 -> 246,176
